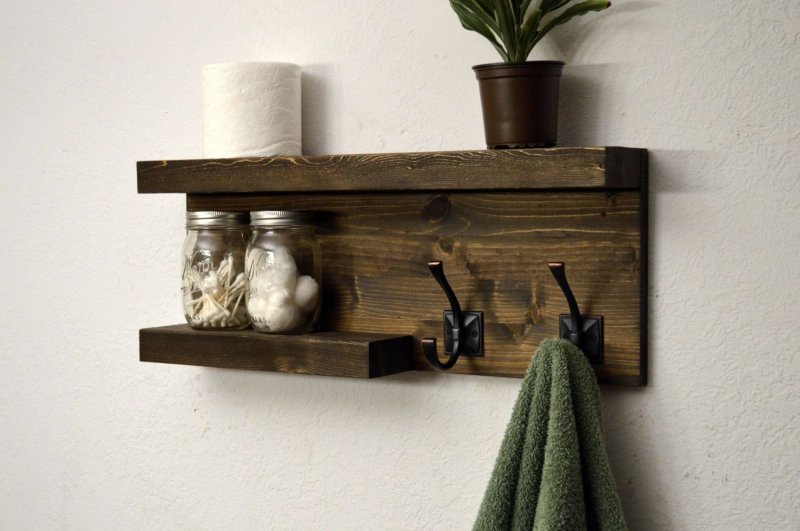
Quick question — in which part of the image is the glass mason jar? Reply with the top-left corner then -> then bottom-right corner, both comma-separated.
181,211 -> 250,330
246,211 -> 322,334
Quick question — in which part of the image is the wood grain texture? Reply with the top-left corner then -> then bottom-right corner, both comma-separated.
138,147 -> 645,194
188,189 -> 647,385
140,325 -> 413,378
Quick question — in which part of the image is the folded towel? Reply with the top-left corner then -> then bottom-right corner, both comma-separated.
474,339 -> 626,531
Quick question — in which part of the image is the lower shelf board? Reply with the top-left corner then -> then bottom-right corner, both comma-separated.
139,325 -> 413,378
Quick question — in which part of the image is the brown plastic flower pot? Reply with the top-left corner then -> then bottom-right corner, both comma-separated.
473,61 -> 564,149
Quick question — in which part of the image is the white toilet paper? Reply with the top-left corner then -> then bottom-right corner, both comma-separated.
202,62 -> 301,158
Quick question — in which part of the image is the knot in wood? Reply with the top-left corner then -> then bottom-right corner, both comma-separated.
422,195 -> 451,223
438,237 -> 454,254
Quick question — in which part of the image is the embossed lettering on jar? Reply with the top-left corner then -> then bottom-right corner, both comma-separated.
181,211 -> 250,330
246,211 -> 322,334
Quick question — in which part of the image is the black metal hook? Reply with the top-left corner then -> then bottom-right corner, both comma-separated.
422,261 -> 483,371
548,262 -> 604,363
548,262 -> 582,346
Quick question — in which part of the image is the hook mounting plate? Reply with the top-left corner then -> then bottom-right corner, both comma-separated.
559,315 -> 604,364
444,311 -> 483,356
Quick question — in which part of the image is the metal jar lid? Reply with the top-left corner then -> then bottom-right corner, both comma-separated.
186,211 -> 250,228
250,210 -> 315,227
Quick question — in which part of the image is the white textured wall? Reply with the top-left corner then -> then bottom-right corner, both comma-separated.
1,1 -> 798,529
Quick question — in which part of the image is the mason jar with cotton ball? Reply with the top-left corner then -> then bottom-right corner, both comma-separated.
182,211 -> 250,330
246,211 -> 321,333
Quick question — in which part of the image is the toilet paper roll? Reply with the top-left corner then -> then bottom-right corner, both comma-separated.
202,62 -> 301,158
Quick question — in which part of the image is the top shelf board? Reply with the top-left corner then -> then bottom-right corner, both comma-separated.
137,147 -> 646,194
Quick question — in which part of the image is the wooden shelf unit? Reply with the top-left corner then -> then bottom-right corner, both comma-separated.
138,147 -> 648,385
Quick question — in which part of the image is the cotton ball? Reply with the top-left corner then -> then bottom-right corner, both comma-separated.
271,246 -> 297,270
247,296 -> 269,319
265,287 -> 293,308
294,275 -> 319,313
261,288 -> 301,332
250,246 -> 298,296
249,289 -> 302,332
255,268 -> 297,297
263,302 -> 302,332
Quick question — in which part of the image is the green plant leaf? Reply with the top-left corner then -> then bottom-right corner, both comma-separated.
492,0 -> 519,60
451,0 -> 610,63
450,0 -> 500,35
518,7 -> 542,59
508,0 -> 526,57
450,0 -> 511,61
540,0 -> 573,16
468,0 -> 496,20
451,0 -> 497,27
519,0 -> 534,18
530,0 -> 610,53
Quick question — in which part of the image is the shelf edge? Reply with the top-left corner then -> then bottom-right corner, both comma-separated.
137,147 -> 645,194
139,326 -> 413,379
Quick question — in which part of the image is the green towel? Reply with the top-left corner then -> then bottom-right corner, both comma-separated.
474,339 -> 626,531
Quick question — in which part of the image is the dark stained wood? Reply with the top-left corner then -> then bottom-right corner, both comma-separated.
187,189 -> 647,385
137,147 -> 645,194
138,147 -> 648,384
140,325 -> 413,378
605,147 -> 647,189
638,152 -> 649,385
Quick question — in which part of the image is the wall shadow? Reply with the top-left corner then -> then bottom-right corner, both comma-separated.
596,147 -> 714,528
301,65 -> 333,156
557,63 -> 617,146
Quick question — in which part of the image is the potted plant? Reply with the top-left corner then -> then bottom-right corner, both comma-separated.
450,0 -> 611,148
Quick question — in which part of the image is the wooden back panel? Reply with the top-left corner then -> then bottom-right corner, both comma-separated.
189,189 -> 647,385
